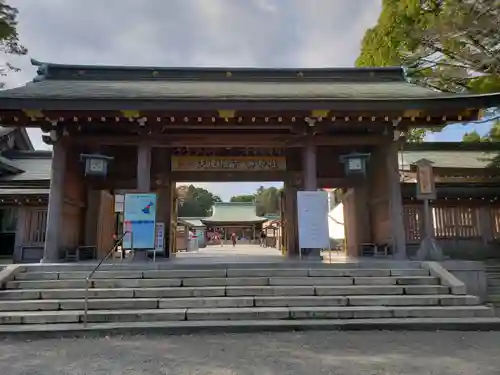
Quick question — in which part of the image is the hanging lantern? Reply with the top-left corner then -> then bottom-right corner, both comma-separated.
80,153 -> 114,177
339,153 -> 371,176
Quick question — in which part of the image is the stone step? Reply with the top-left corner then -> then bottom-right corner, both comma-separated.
0,284 -> 451,302
488,279 -> 500,286
0,305 -> 492,325
14,267 -> 430,281
266,276 -> 438,286
18,262 -> 424,273
0,285 -> 448,301
486,294 -> 500,303
9,275 -> 440,289
0,294 -> 478,312
487,287 -> 500,294
1,317 -> 499,336
286,305 -> 494,320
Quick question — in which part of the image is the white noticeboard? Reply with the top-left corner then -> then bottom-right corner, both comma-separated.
155,222 -> 165,251
297,191 -> 330,249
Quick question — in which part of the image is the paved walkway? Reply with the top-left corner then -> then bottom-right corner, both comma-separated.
1,331 -> 499,374
173,244 -> 349,264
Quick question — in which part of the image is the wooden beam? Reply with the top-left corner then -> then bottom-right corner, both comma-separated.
68,134 -> 385,147
171,171 -> 288,182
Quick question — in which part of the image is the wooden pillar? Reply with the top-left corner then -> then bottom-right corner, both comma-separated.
43,141 -> 66,262
303,135 -> 317,191
479,206 -> 494,244
284,182 -> 298,257
12,207 -> 26,263
134,144 -> 152,260
343,186 -> 370,258
156,186 -> 170,254
137,145 -> 152,192
301,135 -> 321,258
387,141 -> 407,259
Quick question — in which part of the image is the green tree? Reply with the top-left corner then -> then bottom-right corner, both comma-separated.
255,186 -> 281,216
229,195 -> 254,203
177,185 -> 221,217
0,1 -> 27,87
462,130 -> 483,142
356,0 -> 500,140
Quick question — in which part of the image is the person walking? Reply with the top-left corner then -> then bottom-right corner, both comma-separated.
260,230 -> 267,247
231,232 -> 237,247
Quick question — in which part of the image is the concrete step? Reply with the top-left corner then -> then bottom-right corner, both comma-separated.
0,305 -> 493,325
0,294 -> 479,312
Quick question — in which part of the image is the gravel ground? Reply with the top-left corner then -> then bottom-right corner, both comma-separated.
0,331 -> 499,374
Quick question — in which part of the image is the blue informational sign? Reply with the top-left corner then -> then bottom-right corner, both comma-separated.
122,193 -> 157,250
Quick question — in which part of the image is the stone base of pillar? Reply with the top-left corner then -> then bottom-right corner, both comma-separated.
131,250 -> 149,262
300,248 -> 322,260
40,257 -> 58,264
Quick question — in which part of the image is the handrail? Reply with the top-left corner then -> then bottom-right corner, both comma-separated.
83,230 -> 131,327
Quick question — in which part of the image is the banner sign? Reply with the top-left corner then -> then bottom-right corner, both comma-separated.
171,156 -> 286,172
123,193 -> 157,250
114,194 -> 124,213
155,222 -> 165,251
297,191 -> 330,249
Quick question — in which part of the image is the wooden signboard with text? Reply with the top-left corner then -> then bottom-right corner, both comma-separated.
415,158 -> 436,200
171,156 -> 286,172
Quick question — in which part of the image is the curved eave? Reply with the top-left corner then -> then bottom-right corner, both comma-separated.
0,94 -> 498,113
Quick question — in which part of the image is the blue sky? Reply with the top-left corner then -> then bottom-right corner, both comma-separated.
1,0 -> 492,200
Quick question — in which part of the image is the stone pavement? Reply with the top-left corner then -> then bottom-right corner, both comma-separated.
0,331 -> 499,374
173,244 -> 349,264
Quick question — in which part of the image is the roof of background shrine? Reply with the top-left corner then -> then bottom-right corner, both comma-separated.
0,58 -> 498,110
202,202 -> 267,224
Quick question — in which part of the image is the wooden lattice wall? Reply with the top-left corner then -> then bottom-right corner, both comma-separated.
403,202 -> 499,242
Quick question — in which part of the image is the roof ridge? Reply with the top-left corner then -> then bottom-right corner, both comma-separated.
30,58 -> 406,83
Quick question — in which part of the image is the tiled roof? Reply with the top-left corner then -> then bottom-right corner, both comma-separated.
0,80 -> 444,101
179,218 -> 206,227
400,150 -> 495,169
202,202 -> 267,224
0,59 -> 460,102
0,188 -> 49,195
0,151 -> 52,182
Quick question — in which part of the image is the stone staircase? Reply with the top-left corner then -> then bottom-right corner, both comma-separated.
486,263 -> 500,313
0,262 -> 497,333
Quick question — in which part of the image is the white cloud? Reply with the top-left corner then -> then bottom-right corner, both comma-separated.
4,0 -> 382,197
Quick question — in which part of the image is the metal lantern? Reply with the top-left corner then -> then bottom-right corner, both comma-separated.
339,152 -> 371,176
80,153 -> 114,177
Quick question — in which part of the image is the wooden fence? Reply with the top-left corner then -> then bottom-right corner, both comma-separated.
403,203 -> 500,243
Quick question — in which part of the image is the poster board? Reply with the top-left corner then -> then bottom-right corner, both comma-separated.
297,191 -> 330,249
122,193 -> 157,250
